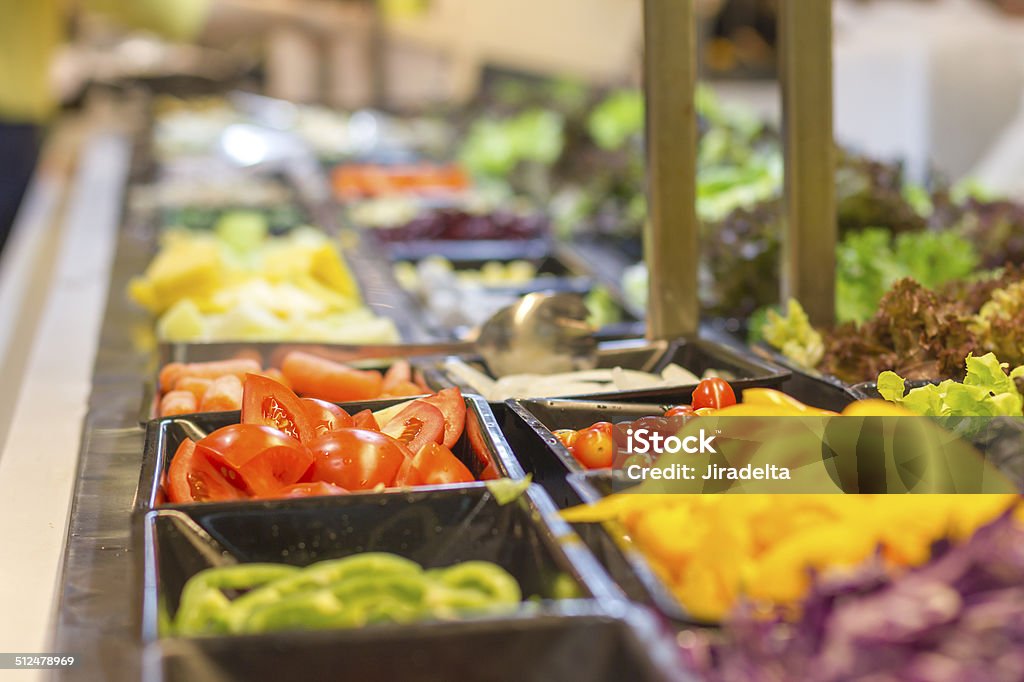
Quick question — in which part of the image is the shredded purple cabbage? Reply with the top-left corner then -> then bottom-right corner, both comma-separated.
681,512 -> 1024,682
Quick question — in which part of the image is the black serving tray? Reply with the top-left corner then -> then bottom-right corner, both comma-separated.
135,394 -> 525,514
157,204 -> 310,235
396,252 -> 595,296
426,338 -> 790,408
142,342 -> 440,423
382,237 -> 554,263
751,343 -> 861,412
502,399 -> 675,508
145,604 -> 683,682
138,486 -> 685,681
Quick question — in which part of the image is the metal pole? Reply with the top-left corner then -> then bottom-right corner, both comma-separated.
643,0 -> 699,341
779,0 -> 836,327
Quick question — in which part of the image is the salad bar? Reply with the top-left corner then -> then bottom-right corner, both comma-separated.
10,6 -> 1024,681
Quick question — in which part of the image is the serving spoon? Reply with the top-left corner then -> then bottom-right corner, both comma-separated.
264,292 -> 599,376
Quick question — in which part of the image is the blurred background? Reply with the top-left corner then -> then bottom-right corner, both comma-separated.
10,0 -> 1024,337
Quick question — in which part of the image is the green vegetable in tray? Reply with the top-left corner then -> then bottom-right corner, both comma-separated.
835,228 -> 978,324
584,286 -> 623,328
459,109 -> 565,178
214,210 -> 270,253
760,299 -> 824,369
878,352 -> 1024,419
970,280 -> 1024,366
587,90 -> 644,151
172,554 -> 523,637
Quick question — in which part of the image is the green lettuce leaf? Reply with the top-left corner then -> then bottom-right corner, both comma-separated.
877,352 -> 1024,418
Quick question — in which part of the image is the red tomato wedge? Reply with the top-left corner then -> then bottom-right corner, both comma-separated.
419,388 -> 466,448
479,462 -> 500,481
166,438 -> 245,504
407,442 -> 474,486
280,351 -> 384,402
263,481 -> 349,499
241,374 -> 317,444
381,400 -> 446,454
308,428 -> 411,491
464,409 -> 491,469
393,456 -> 424,487
195,424 -> 314,496
351,409 -> 380,431
302,398 -> 354,437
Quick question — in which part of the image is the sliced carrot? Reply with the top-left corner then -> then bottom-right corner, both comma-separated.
160,359 -> 262,391
174,376 -> 213,404
382,360 -> 412,392
199,375 -> 243,412
233,349 -> 263,364
160,390 -> 198,417
159,363 -> 187,392
383,381 -> 424,398
280,351 -> 384,402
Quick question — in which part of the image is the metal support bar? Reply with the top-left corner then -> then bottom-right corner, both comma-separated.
643,0 -> 699,341
779,0 -> 837,327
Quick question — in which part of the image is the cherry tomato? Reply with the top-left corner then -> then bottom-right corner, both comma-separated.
195,424 -> 313,496
308,428 -> 411,491
572,426 -> 615,470
380,400 -> 446,453
418,388 -> 466,448
166,438 -> 245,504
263,481 -> 349,499
403,442 -> 474,486
553,429 -> 578,449
691,378 -> 737,411
664,405 -> 695,418
302,398 -> 354,437
241,374 -> 317,443
351,409 -> 380,431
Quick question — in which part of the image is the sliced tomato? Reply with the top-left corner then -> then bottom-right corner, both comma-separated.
419,388 -> 466,448
166,438 -> 245,504
308,428 -> 411,491
479,462 -> 500,481
241,374 -> 317,444
351,409 -> 380,431
465,411 -> 491,469
382,360 -> 412,392
263,481 -> 349,499
302,398 -> 354,437
195,424 -> 314,496
408,442 -> 474,485
381,400 -> 445,454
393,456 -> 424,487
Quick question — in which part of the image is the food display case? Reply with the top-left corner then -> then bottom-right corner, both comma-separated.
5,2 -> 1024,681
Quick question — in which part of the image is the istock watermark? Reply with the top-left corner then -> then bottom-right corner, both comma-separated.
626,427 -> 717,455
